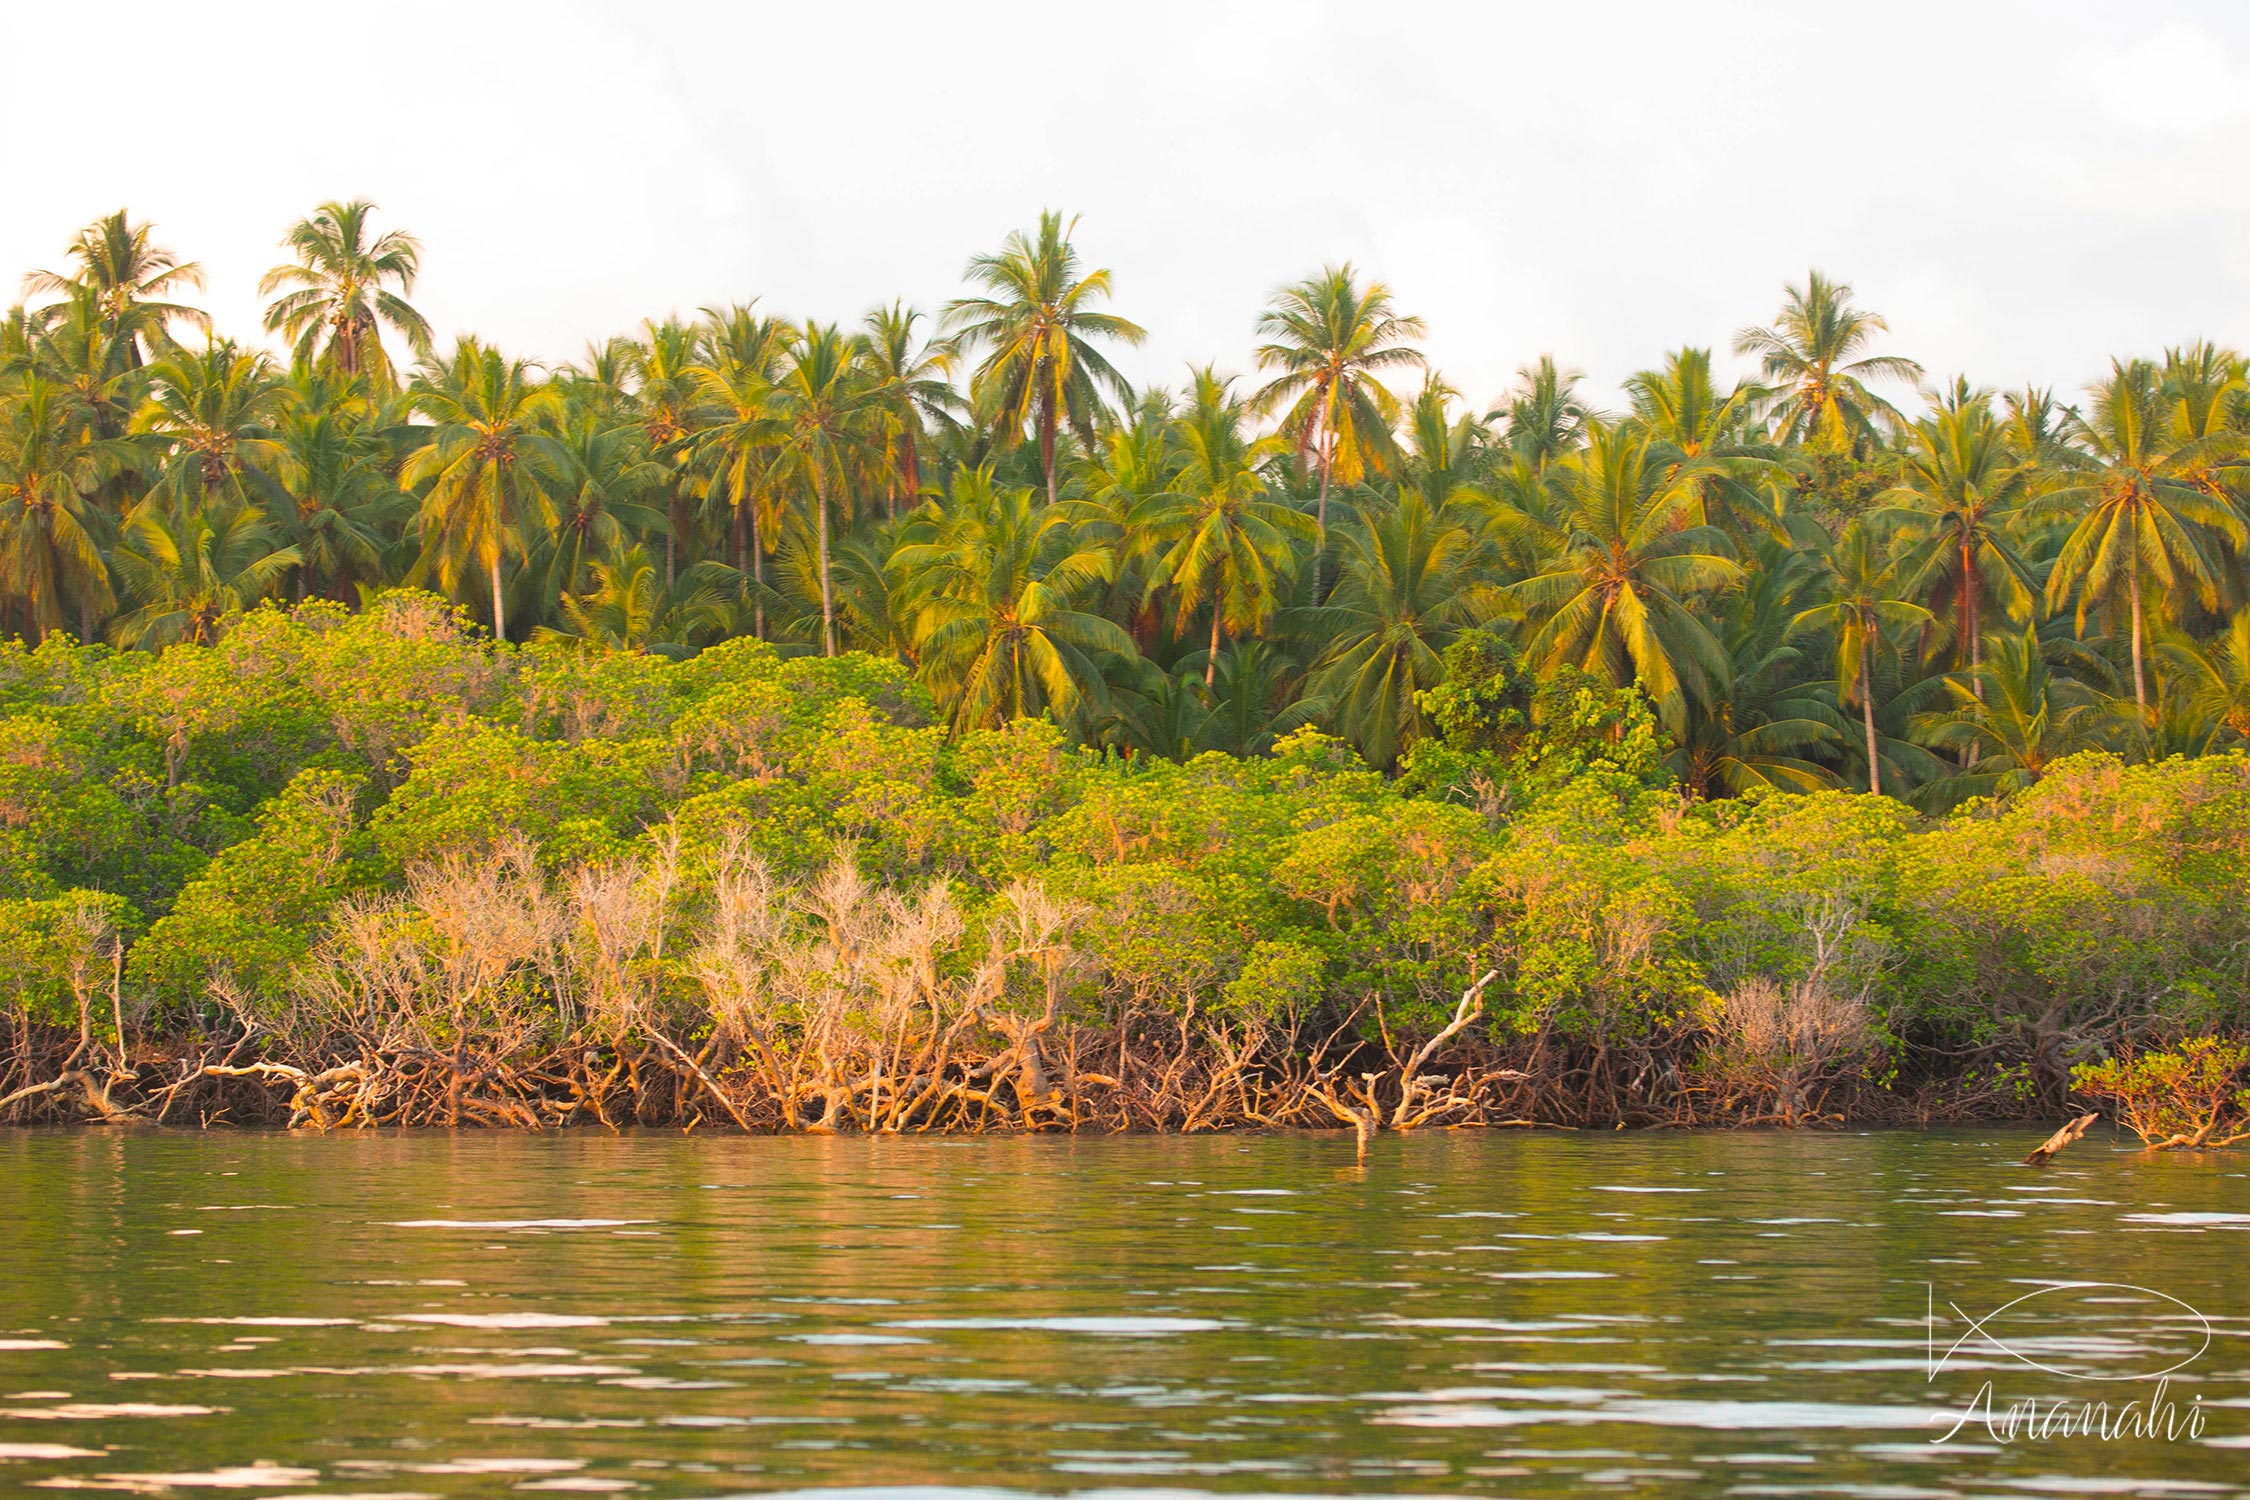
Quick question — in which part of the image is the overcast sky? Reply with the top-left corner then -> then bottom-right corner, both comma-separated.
10,1 -> 2249,416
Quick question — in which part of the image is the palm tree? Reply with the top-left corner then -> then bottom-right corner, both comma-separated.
687,304 -> 794,633
0,379 -> 120,641
134,341 -> 292,515
2037,360 -> 2249,711
258,200 -> 433,385
1790,522 -> 1933,796
1147,370 -> 1313,684
1910,629 -> 2106,808
1669,543 -> 1845,797
1198,638 -> 1321,758
1503,421 -> 1742,733
892,469 -> 1133,731
1251,264 -> 1426,565
1875,383 -> 2040,687
2157,607 -> 2250,749
860,302 -> 963,514
1400,378 -> 1497,513
764,323 -> 883,655
1732,271 -> 1923,452
535,412 -> 667,610
534,543 -> 729,658
1300,492 -> 1488,769
1623,347 -> 1780,538
108,499 -> 299,648
1495,355 -> 1594,471
400,338 -> 566,641
1067,388 -> 1180,637
942,212 -> 1145,507
270,372 -> 400,601
23,211 -> 206,365
628,318 -> 711,585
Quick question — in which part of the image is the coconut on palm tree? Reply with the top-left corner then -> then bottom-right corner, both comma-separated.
259,201 -> 432,386
942,212 -> 1144,507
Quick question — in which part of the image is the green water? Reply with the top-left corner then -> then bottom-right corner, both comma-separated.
1,1128 -> 2246,1497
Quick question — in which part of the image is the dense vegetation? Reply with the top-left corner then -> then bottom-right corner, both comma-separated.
3,205 -> 2246,1133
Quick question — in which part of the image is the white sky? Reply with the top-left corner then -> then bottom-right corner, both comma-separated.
10,1 -> 2250,416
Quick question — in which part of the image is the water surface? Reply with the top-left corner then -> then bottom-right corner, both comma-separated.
2,1128 -> 2246,1496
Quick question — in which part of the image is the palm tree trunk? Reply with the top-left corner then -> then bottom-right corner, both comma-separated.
750,499 -> 765,642
2129,557 -> 2146,711
490,552 -> 506,643
1962,540 -> 1983,702
1862,632 -> 1880,798
1313,422 -> 1334,595
1040,393 -> 1059,509
902,428 -> 921,515
1206,607 -> 1222,687
815,471 -> 835,657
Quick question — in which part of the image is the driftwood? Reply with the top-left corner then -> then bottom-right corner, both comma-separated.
2023,1111 -> 2100,1166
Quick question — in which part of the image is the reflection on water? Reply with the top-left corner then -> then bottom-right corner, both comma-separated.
0,1129 -> 2245,1497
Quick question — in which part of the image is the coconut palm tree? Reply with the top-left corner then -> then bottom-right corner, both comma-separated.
1874,382 -> 2041,686
1400,378 -> 1498,514
107,499 -> 299,648
1789,522 -> 1933,796
1909,629 -> 2107,808
860,302 -> 964,514
534,543 -> 730,658
23,211 -> 206,365
1503,421 -> 1742,733
258,200 -> 433,386
942,212 -> 1145,507
2036,359 -> 2249,711
535,412 -> 667,611
134,341 -> 293,515
1668,543 -> 1845,797
1251,264 -> 1426,564
687,304 -> 794,634
1732,271 -> 1923,452
270,372 -> 400,601
764,323 -> 884,655
1299,491 -> 1489,769
400,338 -> 566,641
1495,355 -> 1595,472
2156,607 -> 2250,749
892,469 -> 1132,731
1623,347 -> 1780,539
0,379 -> 121,641
1146,370 -> 1313,684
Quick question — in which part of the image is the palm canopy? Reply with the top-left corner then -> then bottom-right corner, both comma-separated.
2034,358 -> 2249,708
0,377 -> 123,640
860,301 -> 964,512
1788,521 -> 1933,796
23,210 -> 207,364
108,497 -> 298,650
1503,420 -> 1742,732
1495,355 -> 1595,472
1909,629 -> 2106,809
1145,369 -> 1313,682
259,200 -> 432,385
1298,491 -> 1490,770
1672,544 -> 1846,797
764,322 -> 886,655
1252,263 -> 1425,556
535,543 -> 730,659
1623,347 -> 1781,538
942,212 -> 1144,506
891,468 -> 1131,733
133,341 -> 293,515
1872,382 -> 2040,676
400,337 -> 566,641
1732,271 -> 1923,451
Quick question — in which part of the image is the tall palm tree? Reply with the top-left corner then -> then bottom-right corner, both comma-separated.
0,379 -> 121,641
2037,359 -> 2249,710
1066,388 -> 1180,638
1732,271 -> 1923,452
535,412 -> 667,611
400,338 -> 566,641
1503,421 -> 1742,732
892,469 -> 1132,731
1875,383 -> 2040,687
687,303 -> 794,627
1400,378 -> 1497,514
628,318 -> 711,585
764,323 -> 883,655
1147,370 -> 1313,684
23,211 -> 206,365
1300,492 -> 1489,769
1789,522 -> 1932,796
1251,264 -> 1426,565
258,200 -> 433,385
860,302 -> 964,514
942,212 -> 1145,507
